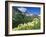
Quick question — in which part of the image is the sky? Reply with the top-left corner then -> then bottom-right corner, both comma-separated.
13,6 -> 40,15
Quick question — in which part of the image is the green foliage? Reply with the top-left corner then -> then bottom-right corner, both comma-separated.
12,10 -> 40,30
33,18 -> 40,29
12,12 -> 24,28
13,18 -> 40,30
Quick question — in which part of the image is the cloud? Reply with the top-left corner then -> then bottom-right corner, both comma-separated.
26,13 -> 33,16
18,8 -> 27,12
38,15 -> 40,16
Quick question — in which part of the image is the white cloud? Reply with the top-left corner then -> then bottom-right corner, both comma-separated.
18,8 -> 27,12
38,15 -> 40,16
29,14 -> 33,16
26,13 -> 33,16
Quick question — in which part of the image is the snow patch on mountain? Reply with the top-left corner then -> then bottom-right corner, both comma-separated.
18,8 -> 27,12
